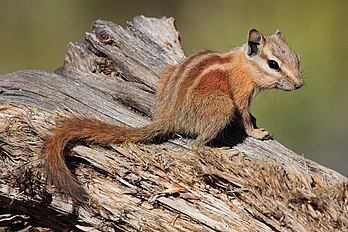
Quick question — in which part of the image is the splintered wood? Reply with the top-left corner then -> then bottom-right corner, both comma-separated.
0,104 -> 347,231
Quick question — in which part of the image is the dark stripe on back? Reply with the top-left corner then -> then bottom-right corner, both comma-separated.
177,53 -> 231,102
194,69 -> 231,95
175,49 -> 217,79
160,50 -> 218,108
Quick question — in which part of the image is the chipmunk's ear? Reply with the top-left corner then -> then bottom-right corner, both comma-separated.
275,30 -> 286,41
246,29 -> 264,57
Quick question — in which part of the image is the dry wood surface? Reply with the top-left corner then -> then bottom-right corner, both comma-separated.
0,16 -> 347,231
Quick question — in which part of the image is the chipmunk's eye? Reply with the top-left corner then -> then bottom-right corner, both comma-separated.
267,60 -> 280,71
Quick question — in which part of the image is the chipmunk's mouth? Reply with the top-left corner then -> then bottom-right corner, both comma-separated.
276,79 -> 297,91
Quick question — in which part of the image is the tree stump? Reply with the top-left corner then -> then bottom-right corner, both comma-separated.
0,16 -> 347,231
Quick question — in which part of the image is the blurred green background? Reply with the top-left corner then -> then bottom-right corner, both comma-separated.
0,0 -> 347,176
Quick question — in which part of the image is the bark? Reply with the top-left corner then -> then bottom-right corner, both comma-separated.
0,16 -> 347,231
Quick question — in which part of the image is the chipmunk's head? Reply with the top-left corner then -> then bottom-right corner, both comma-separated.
244,28 -> 303,91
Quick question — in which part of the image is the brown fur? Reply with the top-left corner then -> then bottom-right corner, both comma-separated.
43,29 -> 303,202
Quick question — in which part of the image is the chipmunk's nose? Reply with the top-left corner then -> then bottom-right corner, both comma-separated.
294,79 -> 304,90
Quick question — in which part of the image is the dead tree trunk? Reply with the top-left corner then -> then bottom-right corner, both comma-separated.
0,16 -> 347,231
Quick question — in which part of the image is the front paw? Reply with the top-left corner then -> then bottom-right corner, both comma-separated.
248,128 -> 273,140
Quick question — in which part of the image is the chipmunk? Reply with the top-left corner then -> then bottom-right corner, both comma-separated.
43,29 -> 303,202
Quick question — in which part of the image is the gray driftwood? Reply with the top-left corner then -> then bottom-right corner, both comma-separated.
0,16 -> 347,231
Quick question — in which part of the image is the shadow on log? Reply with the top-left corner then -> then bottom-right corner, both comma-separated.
0,16 -> 347,231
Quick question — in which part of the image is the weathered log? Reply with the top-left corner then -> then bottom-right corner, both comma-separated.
0,16 -> 347,231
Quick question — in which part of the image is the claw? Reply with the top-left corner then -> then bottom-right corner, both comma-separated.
249,128 -> 273,140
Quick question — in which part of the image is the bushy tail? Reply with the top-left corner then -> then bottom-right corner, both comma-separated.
42,117 -> 165,202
